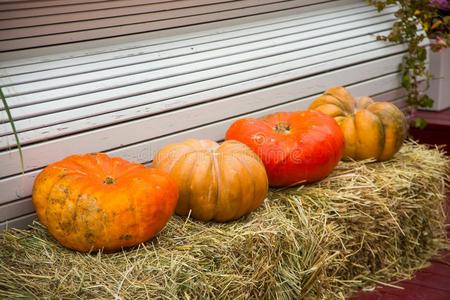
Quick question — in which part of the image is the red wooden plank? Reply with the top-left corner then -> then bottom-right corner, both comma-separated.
430,251 -> 450,263
420,262 -> 450,279
410,108 -> 450,155
399,282 -> 450,300
409,263 -> 450,286
352,280 -> 450,300
416,108 -> 450,126
351,291 -> 404,300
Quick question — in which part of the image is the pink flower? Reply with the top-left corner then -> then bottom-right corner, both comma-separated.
430,0 -> 450,10
436,36 -> 447,45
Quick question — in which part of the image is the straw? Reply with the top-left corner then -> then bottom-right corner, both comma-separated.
1,141 -> 448,299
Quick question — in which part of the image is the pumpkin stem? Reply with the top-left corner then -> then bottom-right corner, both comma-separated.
274,122 -> 290,134
104,176 -> 116,185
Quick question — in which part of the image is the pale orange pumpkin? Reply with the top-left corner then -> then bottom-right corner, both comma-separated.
32,153 -> 178,252
309,86 -> 408,161
152,139 -> 268,222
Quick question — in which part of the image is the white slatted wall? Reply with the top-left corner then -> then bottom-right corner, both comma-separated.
0,0 -> 407,229
1,0 -> 341,51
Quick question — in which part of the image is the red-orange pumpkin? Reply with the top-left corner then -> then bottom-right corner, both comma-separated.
225,110 -> 344,187
32,153 -> 178,252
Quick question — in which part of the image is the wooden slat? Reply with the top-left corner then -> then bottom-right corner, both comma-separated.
0,0 -> 334,51
0,4 -> 380,82
0,213 -> 36,231
0,12 -> 399,128
372,87 -> 405,101
0,43 -> 406,148
1,0 -> 293,38
0,172 -> 37,205
1,27 -> 394,95
0,37 -> 396,133
0,0 -> 363,64
0,198 -> 35,223
0,0 -> 281,29
0,23 -> 396,122
0,55 -> 404,189
0,0 -> 202,15
1,15 -> 395,94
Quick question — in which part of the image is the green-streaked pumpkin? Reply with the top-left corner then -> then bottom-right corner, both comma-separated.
152,139 -> 268,222
309,86 -> 408,161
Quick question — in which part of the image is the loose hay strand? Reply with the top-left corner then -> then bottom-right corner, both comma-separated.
0,142 -> 448,299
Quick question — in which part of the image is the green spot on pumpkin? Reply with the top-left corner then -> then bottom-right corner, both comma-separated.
103,176 -> 115,185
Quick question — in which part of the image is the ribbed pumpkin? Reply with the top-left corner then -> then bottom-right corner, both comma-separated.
309,86 -> 408,161
32,153 -> 178,253
152,139 -> 268,222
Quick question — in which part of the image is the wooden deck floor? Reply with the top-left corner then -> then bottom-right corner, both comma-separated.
409,108 -> 450,154
351,108 -> 450,300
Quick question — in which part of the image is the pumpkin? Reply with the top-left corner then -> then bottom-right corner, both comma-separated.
225,110 -> 344,187
309,86 -> 408,161
152,139 -> 268,222
32,153 -> 178,253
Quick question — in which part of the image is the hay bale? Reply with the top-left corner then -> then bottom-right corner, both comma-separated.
1,142 -> 448,299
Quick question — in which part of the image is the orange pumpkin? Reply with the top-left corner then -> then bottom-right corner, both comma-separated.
152,139 -> 268,222
32,153 -> 178,253
309,86 -> 408,161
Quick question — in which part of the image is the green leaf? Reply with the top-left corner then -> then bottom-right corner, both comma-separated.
419,95 -> 434,108
376,1 -> 386,12
402,74 -> 411,89
413,116 -> 427,129
417,47 -> 427,61
0,87 -> 24,173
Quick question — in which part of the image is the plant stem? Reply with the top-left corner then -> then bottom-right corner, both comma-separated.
0,87 -> 24,173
